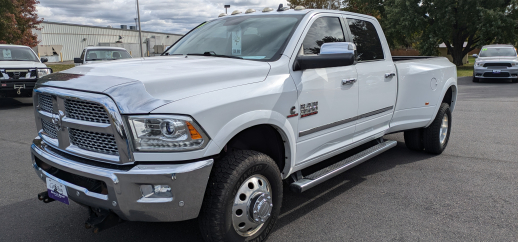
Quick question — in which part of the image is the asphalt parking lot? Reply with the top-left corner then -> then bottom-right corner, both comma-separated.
1,76 -> 517,241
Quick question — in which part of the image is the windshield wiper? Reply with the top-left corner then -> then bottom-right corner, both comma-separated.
180,52 -> 243,59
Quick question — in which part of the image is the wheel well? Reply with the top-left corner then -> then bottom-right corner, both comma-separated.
442,85 -> 456,110
224,125 -> 286,172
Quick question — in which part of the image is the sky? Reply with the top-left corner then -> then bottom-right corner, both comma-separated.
37,0 -> 289,34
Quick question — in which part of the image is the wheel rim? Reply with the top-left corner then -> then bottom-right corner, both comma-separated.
232,174 -> 273,237
439,115 -> 449,145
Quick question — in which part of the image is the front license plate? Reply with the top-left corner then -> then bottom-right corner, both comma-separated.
493,70 -> 502,74
46,177 -> 69,205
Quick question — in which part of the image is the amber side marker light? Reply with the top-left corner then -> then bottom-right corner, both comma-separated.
186,122 -> 203,140
425,102 -> 429,105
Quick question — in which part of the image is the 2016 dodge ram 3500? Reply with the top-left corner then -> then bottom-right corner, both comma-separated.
30,8 -> 457,242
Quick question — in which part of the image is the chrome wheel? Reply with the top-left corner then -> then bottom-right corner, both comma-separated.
439,115 -> 449,145
232,174 -> 272,237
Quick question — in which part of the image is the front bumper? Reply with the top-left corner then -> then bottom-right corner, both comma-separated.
31,137 -> 213,222
473,66 -> 518,79
0,79 -> 37,97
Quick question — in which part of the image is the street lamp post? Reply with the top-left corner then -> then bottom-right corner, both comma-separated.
137,0 -> 143,57
224,5 -> 230,14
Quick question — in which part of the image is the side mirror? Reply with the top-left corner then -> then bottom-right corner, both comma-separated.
40,58 -> 48,63
472,54 -> 478,58
293,42 -> 357,71
74,58 -> 83,64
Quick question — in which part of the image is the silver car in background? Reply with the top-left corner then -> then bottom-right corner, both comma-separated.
473,44 -> 518,83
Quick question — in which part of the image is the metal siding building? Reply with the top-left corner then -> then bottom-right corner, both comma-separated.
33,21 -> 183,61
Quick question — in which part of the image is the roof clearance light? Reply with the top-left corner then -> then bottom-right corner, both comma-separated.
294,6 -> 306,10
231,10 -> 242,15
218,13 -> 227,17
262,7 -> 274,12
245,9 -> 256,14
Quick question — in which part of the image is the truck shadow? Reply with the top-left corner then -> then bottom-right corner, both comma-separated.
0,97 -> 33,110
273,141 -> 434,232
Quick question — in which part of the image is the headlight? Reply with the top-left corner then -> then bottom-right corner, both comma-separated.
475,62 -> 483,67
37,68 -> 52,78
128,115 -> 209,151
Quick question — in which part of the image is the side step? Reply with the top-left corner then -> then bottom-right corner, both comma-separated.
290,140 -> 397,193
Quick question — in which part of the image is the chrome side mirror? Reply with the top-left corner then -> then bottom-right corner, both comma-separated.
472,54 -> 478,58
293,42 -> 357,71
320,42 -> 356,55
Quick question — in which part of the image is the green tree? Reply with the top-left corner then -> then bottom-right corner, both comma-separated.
384,0 -> 518,66
0,0 -> 42,47
287,0 -> 342,9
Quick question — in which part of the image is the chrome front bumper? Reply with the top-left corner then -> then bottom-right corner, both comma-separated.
31,137 -> 213,222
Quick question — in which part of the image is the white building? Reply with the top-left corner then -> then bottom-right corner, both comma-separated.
33,21 -> 183,62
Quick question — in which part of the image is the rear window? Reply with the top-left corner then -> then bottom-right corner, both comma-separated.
347,19 -> 384,61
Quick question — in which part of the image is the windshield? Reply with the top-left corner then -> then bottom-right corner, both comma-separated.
479,47 -> 517,57
0,46 -> 39,62
86,49 -> 132,61
165,15 -> 303,61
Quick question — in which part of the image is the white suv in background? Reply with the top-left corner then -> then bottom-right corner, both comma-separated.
74,46 -> 132,66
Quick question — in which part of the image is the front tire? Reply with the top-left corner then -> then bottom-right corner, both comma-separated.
472,76 -> 479,82
423,103 -> 452,154
199,150 -> 283,242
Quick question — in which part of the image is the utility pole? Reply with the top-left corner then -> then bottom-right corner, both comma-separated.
137,0 -> 143,57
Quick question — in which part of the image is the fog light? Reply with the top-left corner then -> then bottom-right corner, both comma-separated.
140,185 -> 172,199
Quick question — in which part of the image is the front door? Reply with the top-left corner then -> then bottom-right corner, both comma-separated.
290,14 -> 359,166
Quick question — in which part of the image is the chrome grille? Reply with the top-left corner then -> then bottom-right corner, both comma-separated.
39,94 -> 53,113
69,128 -> 119,155
41,119 -> 58,139
65,99 -> 110,124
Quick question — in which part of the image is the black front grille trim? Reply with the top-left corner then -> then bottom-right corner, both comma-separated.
483,63 -> 512,67
483,72 -> 510,77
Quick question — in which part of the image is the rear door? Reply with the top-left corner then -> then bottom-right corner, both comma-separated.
291,14 -> 359,165
344,16 -> 397,142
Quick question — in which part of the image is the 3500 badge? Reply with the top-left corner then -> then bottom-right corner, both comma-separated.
300,102 -> 318,118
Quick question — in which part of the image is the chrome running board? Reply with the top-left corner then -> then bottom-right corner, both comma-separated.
290,140 -> 397,193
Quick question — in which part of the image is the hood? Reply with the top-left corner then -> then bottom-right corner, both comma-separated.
0,61 -> 47,68
37,56 -> 271,113
476,56 -> 518,62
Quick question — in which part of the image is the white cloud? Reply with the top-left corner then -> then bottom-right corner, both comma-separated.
36,0 -> 288,34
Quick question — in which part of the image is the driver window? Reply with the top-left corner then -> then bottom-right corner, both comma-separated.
80,50 -> 85,60
300,17 -> 345,56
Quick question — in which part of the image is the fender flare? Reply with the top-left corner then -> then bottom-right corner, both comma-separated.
425,77 -> 458,127
203,110 -> 297,178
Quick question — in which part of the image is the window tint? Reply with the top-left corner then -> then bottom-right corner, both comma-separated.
347,19 -> 384,61
302,17 -> 345,55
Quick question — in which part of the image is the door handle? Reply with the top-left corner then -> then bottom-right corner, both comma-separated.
342,78 -> 357,85
385,73 -> 396,78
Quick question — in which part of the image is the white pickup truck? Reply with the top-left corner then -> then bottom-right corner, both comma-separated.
30,8 -> 457,242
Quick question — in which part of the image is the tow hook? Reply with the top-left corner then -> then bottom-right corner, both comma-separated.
14,84 -> 25,95
37,191 -> 55,203
85,207 -> 124,233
